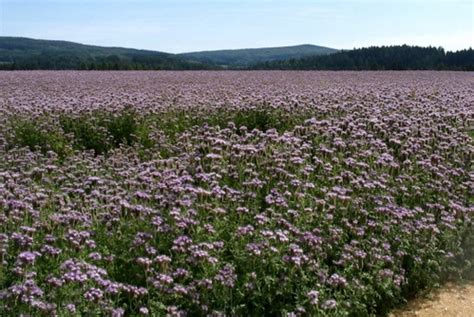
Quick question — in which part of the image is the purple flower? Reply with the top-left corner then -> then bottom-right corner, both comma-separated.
307,290 -> 319,305
84,287 -> 103,302
16,251 -> 41,266
322,299 -> 337,309
139,307 -> 149,315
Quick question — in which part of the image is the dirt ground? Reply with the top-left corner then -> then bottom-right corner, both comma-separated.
389,282 -> 474,317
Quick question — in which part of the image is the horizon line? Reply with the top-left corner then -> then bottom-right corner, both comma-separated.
1,36 -> 473,55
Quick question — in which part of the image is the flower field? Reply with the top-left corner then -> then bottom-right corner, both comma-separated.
0,71 -> 472,316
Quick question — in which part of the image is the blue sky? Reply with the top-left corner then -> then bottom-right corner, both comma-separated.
0,0 -> 472,53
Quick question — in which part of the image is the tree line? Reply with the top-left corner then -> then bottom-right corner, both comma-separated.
1,41 -> 473,70
0,53 -> 214,70
252,46 -> 474,71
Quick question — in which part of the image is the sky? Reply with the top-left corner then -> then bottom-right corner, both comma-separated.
0,0 -> 472,53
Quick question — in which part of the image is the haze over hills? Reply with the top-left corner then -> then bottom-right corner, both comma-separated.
178,44 -> 338,67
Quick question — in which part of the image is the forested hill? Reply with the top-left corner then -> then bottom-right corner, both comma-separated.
178,44 -> 337,67
0,38 -> 472,70
0,37 -> 213,70
252,45 -> 474,71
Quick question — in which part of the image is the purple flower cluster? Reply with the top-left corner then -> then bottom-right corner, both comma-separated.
0,71 -> 472,316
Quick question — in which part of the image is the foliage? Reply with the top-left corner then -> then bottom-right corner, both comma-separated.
8,119 -> 70,158
254,45 -> 474,70
178,44 -> 337,68
1,38 -> 472,71
0,71 -> 472,316
0,37 -> 215,70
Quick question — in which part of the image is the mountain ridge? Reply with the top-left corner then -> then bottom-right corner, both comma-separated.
0,37 -> 472,70
178,44 -> 337,67
0,37 -> 211,70
0,37 -> 338,69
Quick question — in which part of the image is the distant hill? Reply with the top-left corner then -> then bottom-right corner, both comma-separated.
178,44 -> 338,67
0,38 -> 472,71
253,45 -> 474,71
0,37 -> 212,70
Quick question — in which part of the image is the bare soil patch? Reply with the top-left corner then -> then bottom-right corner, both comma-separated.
390,282 -> 474,317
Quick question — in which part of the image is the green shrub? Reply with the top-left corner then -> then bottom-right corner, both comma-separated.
7,106 -> 309,158
11,120 -> 48,150
60,115 -> 111,155
104,110 -> 138,146
9,119 -> 70,157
